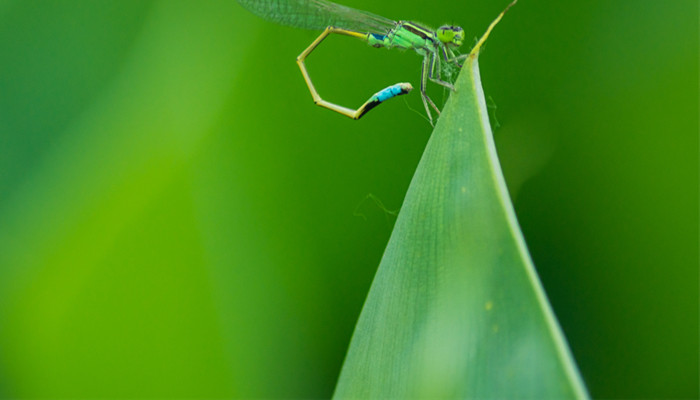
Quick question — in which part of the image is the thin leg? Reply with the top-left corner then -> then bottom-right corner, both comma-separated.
296,27 -> 410,120
423,54 -> 442,115
431,50 -> 442,82
445,47 -> 464,68
448,52 -> 470,66
426,93 -> 441,118
428,49 -> 455,91
441,46 -> 450,65
419,55 -> 436,126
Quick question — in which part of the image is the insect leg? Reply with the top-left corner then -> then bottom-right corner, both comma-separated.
419,55 -> 436,126
429,48 -> 455,91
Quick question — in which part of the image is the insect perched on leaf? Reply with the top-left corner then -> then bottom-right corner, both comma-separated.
237,0 -> 474,125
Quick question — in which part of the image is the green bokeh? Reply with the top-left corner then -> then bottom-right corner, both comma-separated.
0,0 -> 696,398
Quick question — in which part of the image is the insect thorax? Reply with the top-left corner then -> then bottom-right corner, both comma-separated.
368,21 -> 436,50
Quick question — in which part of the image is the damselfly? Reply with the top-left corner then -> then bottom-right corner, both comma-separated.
237,0 -> 476,125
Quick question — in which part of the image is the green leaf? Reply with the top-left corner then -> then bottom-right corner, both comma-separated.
333,3 -> 589,399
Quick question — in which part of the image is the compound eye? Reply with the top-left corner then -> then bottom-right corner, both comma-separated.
438,25 -> 464,46
453,27 -> 464,45
437,25 -> 455,43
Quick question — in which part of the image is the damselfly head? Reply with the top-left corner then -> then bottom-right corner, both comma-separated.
437,25 -> 464,47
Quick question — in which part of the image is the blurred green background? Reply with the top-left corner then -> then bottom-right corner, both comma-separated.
0,0 -> 696,398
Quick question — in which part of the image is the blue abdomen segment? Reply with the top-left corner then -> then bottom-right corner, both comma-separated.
376,83 -> 411,102
357,82 -> 413,119
375,83 -> 413,103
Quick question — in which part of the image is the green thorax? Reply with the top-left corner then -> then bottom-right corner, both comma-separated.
367,21 -> 437,50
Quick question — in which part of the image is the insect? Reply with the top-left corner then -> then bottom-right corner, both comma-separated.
237,0 -> 470,125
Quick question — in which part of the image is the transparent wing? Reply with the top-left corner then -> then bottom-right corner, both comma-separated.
237,0 -> 397,34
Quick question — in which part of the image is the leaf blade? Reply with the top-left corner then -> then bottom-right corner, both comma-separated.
333,5 -> 588,398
